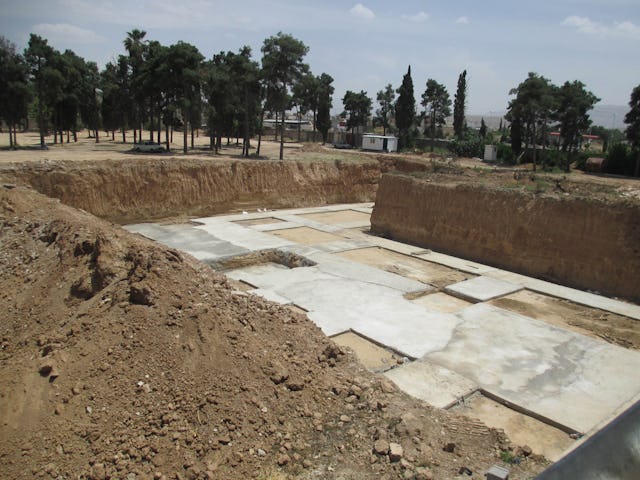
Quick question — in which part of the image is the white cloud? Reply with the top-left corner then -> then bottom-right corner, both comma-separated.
614,20 -> 640,38
456,16 -> 470,25
349,3 -> 375,21
31,23 -> 105,45
562,16 -> 640,38
562,16 -> 605,34
401,12 -> 429,23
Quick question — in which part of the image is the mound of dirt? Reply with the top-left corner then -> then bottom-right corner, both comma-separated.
0,185 -> 546,479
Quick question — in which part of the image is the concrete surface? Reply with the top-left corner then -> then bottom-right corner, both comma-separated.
384,361 -> 477,408
445,276 -> 523,302
424,303 -> 640,434
126,203 -> 640,458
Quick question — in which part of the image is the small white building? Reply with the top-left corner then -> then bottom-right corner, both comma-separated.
361,134 -> 398,153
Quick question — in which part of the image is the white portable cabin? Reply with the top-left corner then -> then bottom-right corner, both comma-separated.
361,134 -> 398,153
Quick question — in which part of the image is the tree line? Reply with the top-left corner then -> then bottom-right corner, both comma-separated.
0,31 -> 335,160
339,66 -> 468,152
350,66 -> 639,175
1,30 -> 638,173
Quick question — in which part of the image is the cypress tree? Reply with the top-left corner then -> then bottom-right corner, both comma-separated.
395,66 -> 415,150
453,69 -> 467,138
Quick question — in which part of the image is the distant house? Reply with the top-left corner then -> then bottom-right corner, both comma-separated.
361,134 -> 398,153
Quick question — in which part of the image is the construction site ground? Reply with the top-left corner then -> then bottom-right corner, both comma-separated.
1,130 -> 639,479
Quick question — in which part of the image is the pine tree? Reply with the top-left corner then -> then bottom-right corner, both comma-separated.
453,70 -> 467,138
625,84 -> 640,177
395,66 -> 416,150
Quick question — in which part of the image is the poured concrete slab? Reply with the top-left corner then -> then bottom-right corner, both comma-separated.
424,303 -> 640,433
124,223 -> 250,261
226,261 -> 451,357
411,292 -> 472,313
445,276 -> 523,302
193,220 -> 295,251
413,251 -> 498,275
384,361 -> 477,409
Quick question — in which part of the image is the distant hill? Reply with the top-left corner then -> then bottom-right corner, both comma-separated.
466,105 -> 629,131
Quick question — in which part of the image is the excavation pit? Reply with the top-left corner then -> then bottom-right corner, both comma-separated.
124,203 -> 640,470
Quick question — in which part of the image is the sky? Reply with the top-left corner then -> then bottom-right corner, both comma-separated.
1,0 -> 639,118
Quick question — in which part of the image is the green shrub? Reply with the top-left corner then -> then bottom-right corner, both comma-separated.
449,132 -> 483,158
605,143 -> 634,176
496,143 -> 514,164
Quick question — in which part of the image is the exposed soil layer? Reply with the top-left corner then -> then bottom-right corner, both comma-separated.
0,185 -> 547,479
0,158 -> 381,224
371,172 -> 640,302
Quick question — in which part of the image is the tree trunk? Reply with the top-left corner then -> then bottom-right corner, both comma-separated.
122,129 -> 126,143
279,108 -> 285,160
165,124 -> 170,151
312,110 -> 317,142
38,99 -> 46,148
95,129 -> 100,143
297,110 -> 301,143
67,131 -> 70,143
430,111 -> 435,153
8,124 -> 14,149
134,128 -> 137,144
191,125 -> 195,149
531,125 -> 537,172
635,152 -> 640,177
209,131 -> 214,151
183,119 -> 188,154
257,109 -> 264,157
73,130 -> 77,142
274,112 -> 278,142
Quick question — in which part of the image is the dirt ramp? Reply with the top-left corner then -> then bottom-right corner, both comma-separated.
1,158 -> 381,223
371,173 -> 640,302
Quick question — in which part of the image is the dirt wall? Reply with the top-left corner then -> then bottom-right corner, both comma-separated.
0,158 -> 382,224
371,173 -> 640,302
